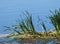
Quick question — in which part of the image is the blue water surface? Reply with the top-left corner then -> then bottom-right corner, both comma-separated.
0,0 -> 60,34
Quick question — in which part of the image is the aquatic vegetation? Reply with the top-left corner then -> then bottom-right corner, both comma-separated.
4,10 -> 60,39
49,9 -> 60,35
4,11 -> 42,38
38,17 -> 48,36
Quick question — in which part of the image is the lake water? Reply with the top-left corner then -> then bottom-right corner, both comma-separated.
0,37 -> 58,44
0,0 -> 60,34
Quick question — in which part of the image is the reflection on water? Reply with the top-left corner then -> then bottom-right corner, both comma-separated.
0,38 -> 21,44
47,38 -> 57,44
0,37 -> 58,44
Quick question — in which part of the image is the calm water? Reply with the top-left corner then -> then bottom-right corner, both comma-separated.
0,37 -> 58,44
0,0 -> 60,34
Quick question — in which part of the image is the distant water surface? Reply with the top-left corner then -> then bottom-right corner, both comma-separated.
0,0 -> 60,34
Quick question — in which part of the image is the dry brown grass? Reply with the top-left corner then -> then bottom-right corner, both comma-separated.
10,30 -> 60,39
